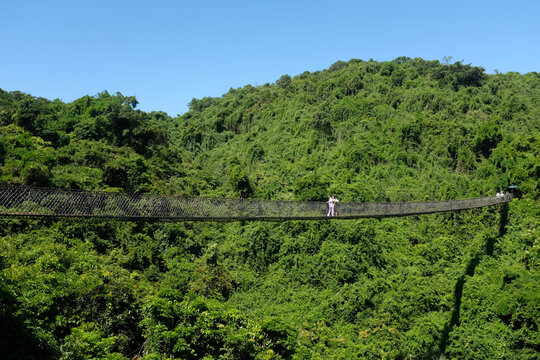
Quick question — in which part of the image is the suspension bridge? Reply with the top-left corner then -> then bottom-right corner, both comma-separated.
0,186 -> 515,222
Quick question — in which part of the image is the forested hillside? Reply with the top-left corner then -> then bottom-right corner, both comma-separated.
0,57 -> 539,359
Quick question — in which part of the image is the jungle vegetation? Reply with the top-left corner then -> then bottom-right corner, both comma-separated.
0,57 -> 539,359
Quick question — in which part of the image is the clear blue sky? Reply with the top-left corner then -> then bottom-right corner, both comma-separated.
2,0 -> 539,116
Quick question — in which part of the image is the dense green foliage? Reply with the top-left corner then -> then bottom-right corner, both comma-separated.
0,57 -> 539,359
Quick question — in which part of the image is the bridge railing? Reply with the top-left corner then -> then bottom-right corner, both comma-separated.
0,186 -> 513,221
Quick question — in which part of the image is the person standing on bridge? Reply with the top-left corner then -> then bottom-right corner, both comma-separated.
326,196 -> 334,216
327,196 -> 339,216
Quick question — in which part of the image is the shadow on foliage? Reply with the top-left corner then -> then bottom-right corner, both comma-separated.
434,202 -> 509,358
0,272 -> 58,359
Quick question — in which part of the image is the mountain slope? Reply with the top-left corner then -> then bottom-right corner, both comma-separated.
0,58 -> 538,359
